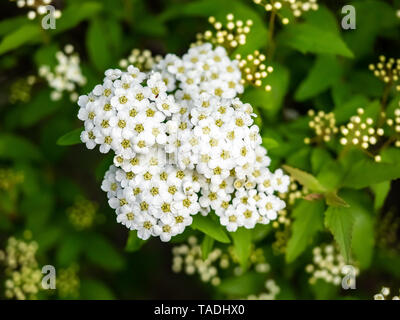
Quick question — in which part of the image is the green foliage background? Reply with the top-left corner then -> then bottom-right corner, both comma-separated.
0,0 -> 400,299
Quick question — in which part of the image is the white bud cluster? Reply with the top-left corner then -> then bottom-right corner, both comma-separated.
386,106 -> 400,148
39,44 -> 86,101
305,109 -> 338,144
306,244 -> 359,286
119,49 -> 163,71
194,14 -> 253,50
77,43 -> 289,242
369,56 -> 400,91
374,286 -> 400,300
0,237 -> 42,300
172,236 -> 270,286
10,0 -> 61,20
340,108 -> 384,153
253,0 -> 318,24
248,279 -> 280,300
172,236 -> 227,286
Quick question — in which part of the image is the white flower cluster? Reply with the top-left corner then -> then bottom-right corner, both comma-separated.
77,43 -> 289,242
39,45 -> 86,101
10,0 -> 61,20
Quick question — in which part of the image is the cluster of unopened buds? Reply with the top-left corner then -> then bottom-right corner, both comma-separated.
172,236 -> 269,286
339,108 -> 384,161
0,236 -> 42,300
67,197 -> 98,230
374,287 -> 400,300
304,110 -> 338,144
248,279 -> 280,300
10,0 -> 61,20
9,75 -> 37,104
194,14 -> 252,51
305,244 -> 359,286
77,42 -> 289,242
369,56 -> 400,91
57,265 -> 80,299
253,0 -> 318,24
235,51 -> 273,91
119,49 -> 162,72
39,44 -> 86,102
386,106 -> 400,148
172,236 -> 227,286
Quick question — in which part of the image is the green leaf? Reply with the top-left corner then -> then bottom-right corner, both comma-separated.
125,230 -> 147,252
370,182 -> 390,211
311,148 -> 333,174
286,200 -> 324,263
340,190 -> 375,269
85,234 -> 125,271
0,24 -> 41,55
0,17 -> 28,37
230,227 -> 252,270
242,63 -> 289,117
86,19 -> 113,72
218,272 -> 265,297
325,191 -> 349,208
278,23 -> 354,58
56,234 -> 83,266
325,206 -> 354,263
201,235 -> 214,260
295,54 -> 342,101
80,279 -> 115,300
262,137 -> 279,150
341,159 -> 400,189
282,165 -> 327,193
57,128 -> 83,146
343,0 -> 398,58
54,2 -> 103,34
191,215 -> 230,243
0,133 -> 42,161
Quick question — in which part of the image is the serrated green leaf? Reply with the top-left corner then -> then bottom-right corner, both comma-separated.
230,227 -> 252,270
125,230 -> 147,252
286,200 -> 324,263
282,165 -> 327,193
325,191 -> 349,208
325,206 -> 354,263
191,215 -> 230,243
57,128 -> 83,146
